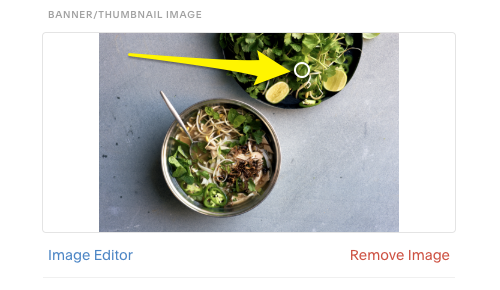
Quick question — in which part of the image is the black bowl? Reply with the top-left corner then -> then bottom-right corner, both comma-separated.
222,33 -> 363,109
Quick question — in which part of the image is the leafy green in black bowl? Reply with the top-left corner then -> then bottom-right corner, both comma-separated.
220,33 -> 362,109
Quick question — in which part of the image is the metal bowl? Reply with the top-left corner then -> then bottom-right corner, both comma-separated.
161,98 -> 281,217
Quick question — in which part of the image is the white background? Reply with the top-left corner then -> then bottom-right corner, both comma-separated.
2,0 -> 499,289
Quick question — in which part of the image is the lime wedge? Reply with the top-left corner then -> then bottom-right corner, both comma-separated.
323,69 -> 347,92
265,81 -> 289,104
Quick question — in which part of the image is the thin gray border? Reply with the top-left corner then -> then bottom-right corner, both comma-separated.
42,32 -> 456,234
44,277 -> 455,279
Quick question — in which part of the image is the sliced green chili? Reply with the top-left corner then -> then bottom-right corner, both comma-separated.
299,99 -> 322,108
202,183 -> 228,207
203,197 -> 219,208
209,189 -> 228,206
203,183 -> 217,198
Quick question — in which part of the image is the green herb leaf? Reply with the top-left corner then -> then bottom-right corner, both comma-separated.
288,77 -> 300,91
168,156 -> 182,168
172,166 -> 187,178
179,173 -> 194,185
245,86 -> 259,99
170,137 -> 190,155
243,125 -> 251,134
241,42 -> 251,52
248,178 -> 256,192
249,40 -> 259,51
290,55 -> 307,63
250,50 -> 258,60
248,119 -> 263,130
228,108 -> 238,123
335,54 -> 346,64
262,35 -> 271,46
263,48 -> 275,60
220,160 -> 232,173
180,168 -> 195,184
198,170 -> 210,179
322,66 -> 338,80
292,33 -> 303,40
257,38 -> 264,48
205,106 -> 215,116
239,135 -> 248,145
232,72 -> 250,83
205,107 -> 220,120
219,33 -> 227,49
302,34 -> 320,55
232,115 -> 246,128
178,158 -> 192,168
297,63 -> 308,76
289,43 -> 301,52
281,61 -> 296,72
245,33 -> 257,43
322,38 -> 336,52
284,33 -> 292,45
225,141 -> 238,148
252,130 -> 265,144
272,47 -> 283,56
177,146 -> 188,159
345,34 -> 354,46
234,42 -> 240,54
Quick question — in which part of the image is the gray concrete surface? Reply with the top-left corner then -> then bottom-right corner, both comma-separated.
99,33 -> 399,232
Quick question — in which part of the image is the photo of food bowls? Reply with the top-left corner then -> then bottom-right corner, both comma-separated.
99,33 -> 398,232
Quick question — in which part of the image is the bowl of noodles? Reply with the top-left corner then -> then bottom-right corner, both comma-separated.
161,98 -> 281,217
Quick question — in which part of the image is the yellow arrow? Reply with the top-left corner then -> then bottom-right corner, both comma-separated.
128,51 -> 290,85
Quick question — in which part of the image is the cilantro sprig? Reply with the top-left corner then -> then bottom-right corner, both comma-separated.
205,107 -> 220,120
227,108 -> 265,145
